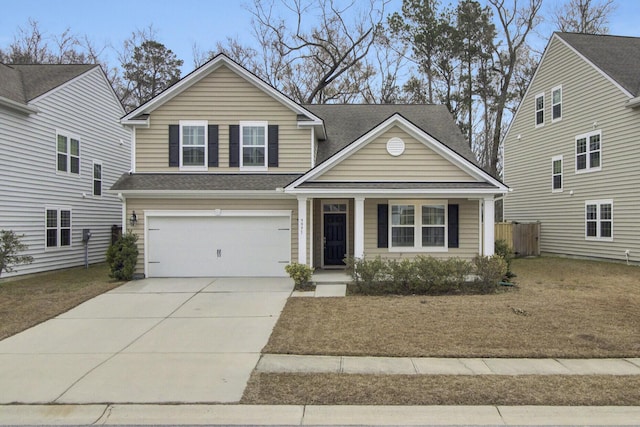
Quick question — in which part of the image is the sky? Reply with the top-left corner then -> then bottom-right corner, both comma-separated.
2,0 -> 640,74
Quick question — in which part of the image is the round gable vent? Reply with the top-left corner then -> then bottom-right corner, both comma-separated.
386,137 -> 405,156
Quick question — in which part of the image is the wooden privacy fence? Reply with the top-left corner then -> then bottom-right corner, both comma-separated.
495,222 -> 540,257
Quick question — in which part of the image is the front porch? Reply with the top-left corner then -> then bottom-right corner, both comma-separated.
295,195 -> 497,270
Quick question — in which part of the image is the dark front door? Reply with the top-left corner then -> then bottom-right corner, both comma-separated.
324,213 -> 347,266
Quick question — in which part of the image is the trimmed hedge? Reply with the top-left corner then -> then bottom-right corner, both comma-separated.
345,255 -> 507,295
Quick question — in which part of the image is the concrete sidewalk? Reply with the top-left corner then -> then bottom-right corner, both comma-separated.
258,354 -> 640,375
1,404 -> 639,425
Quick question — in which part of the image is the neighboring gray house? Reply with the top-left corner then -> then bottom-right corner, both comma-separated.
0,64 -> 131,277
503,33 -> 640,264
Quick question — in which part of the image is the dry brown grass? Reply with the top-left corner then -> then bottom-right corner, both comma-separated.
0,263 -> 123,340
242,373 -> 640,406
264,257 -> 640,358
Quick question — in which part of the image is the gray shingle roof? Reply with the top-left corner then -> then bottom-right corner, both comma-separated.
303,104 -> 477,166
556,32 -> 640,96
111,173 -> 303,192
0,63 -> 96,104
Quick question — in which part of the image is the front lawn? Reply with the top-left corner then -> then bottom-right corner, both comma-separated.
264,257 -> 640,358
0,263 -> 123,340
245,256 -> 640,406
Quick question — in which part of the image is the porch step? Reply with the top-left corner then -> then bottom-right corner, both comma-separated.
291,283 -> 347,298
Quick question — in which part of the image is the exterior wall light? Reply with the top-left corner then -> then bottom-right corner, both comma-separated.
129,211 -> 138,227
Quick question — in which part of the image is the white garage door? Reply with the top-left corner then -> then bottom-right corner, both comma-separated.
147,214 -> 291,277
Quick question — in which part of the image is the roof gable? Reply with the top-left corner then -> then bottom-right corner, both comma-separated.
287,114 -> 507,191
121,54 -> 322,126
555,32 -> 640,97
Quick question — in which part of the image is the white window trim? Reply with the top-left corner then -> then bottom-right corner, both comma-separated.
551,155 -> 563,193
55,130 -> 81,176
179,120 -> 208,171
585,199 -> 613,242
240,121 -> 268,171
552,85 -> 562,123
575,130 -> 602,174
389,200 -> 448,252
535,93 -> 544,127
45,205 -> 72,250
92,160 -> 102,197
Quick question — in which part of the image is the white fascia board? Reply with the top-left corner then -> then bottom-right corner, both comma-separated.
121,117 -> 150,128
626,96 -> 640,108
145,209 -> 292,218
287,113 -> 508,191
107,189 -> 294,199
121,54 -> 324,125
286,187 -> 506,198
297,119 -> 326,140
0,96 -> 39,114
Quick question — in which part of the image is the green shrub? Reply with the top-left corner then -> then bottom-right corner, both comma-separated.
494,239 -> 515,279
285,262 -> 313,288
345,256 -> 390,294
106,232 -> 139,281
413,256 -> 473,294
387,258 -> 417,294
473,255 -> 508,293
0,229 -> 34,278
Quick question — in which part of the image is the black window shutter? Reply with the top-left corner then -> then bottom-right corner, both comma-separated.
168,125 -> 179,167
208,125 -> 219,167
448,204 -> 459,248
229,125 -> 240,167
268,125 -> 279,167
377,204 -> 389,248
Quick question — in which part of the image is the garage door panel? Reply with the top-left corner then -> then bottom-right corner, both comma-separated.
147,215 -> 291,277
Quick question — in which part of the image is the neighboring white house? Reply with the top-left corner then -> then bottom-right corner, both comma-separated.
503,32 -> 640,263
0,64 -> 131,277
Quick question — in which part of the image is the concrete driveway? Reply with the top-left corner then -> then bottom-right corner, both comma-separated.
0,277 -> 292,404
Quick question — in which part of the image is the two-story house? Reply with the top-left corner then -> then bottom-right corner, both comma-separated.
503,32 -> 640,264
0,64 -> 131,277
113,54 -> 508,278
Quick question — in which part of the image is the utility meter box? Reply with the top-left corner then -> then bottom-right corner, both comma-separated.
82,229 -> 91,242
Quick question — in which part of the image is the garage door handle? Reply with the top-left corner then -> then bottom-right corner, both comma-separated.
217,249 -> 222,258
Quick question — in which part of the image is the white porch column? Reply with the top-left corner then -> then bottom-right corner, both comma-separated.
483,197 -> 495,256
297,196 -> 307,265
354,196 -> 365,259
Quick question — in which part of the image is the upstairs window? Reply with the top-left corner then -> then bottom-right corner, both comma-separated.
576,130 -> 601,173
46,207 -> 71,248
240,122 -> 267,168
552,155 -> 563,192
93,161 -> 102,196
535,93 -> 544,127
57,132 -> 80,174
180,121 -> 207,170
552,86 -> 562,122
585,200 -> 613,241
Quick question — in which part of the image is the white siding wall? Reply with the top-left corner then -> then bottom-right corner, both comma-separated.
504,37 -> 640,263
0,68 -> 131,277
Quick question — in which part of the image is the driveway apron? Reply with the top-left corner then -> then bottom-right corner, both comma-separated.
0,277 -> 293,404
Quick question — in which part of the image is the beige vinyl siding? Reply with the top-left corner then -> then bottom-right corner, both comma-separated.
364,198 -> 480,260
315,127 -> 475,181
126,197 -> 298,275
135,65 -> 311,172
503,36 -> 640,263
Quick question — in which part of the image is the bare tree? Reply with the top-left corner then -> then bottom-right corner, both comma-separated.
245,0 -> 388,103
483,0 -> 543,177
553,0 -> 616,34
